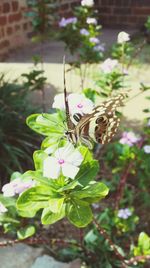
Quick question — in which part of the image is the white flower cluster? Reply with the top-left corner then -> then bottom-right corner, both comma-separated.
81,0 -> 94,7
117,31 -> 130,44
100,58 -> 118,74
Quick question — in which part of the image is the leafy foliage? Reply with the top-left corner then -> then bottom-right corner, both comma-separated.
0,74 -> 39,186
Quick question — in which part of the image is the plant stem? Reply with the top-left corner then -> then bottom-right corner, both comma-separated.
126,39 -> 146,69
0,237 -> 81,249
126,255 -> 150,265
93,218 -> 128,268
115,138 -> 144,210
115,161 -> 133,210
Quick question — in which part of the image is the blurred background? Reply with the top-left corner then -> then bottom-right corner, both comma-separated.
0,1 -> 150,268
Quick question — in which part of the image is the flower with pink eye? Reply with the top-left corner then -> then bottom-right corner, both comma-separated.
52,93 -> 94,116
43,143 -> 83,179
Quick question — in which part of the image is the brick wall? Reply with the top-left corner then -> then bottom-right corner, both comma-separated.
58,0 -> 150,29
58,0 -> 80,17
97,0 -> 150,28
0,0 -> 31,60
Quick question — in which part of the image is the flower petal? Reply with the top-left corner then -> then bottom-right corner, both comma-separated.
52,93 -> 65,110
62,163 -> 79,179
54,143 -> 74,159
2,184 -> 15,197
43,156 -> 60,179
65,150 -> 83,166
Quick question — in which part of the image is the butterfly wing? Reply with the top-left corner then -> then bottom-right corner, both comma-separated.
75,94 -> 125,145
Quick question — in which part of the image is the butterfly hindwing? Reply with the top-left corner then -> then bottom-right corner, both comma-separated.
74,94 -> 125,145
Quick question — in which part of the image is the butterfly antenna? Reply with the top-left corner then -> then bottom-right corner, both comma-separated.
63,56 -> 74,130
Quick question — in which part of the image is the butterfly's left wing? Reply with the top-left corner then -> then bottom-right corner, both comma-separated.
75,93 -> 125,145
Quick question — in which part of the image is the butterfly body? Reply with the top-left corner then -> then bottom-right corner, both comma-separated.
63,58 -> 126,148
65,94 -> 125,148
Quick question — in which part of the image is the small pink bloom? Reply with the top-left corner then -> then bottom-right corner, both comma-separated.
2,179 -> 36,197
119,131 -> 141,147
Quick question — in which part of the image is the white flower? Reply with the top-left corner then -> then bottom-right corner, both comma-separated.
81,0 -> 94,7
68,93 -> 94,115
52,93 -> 94,116
143,145 -> 150,154
0,202 -> 8,214
86,17 -> 97,25
2,178 -> 36,197
52,93 -> 65,110
117,31 -> 130,44
118,208 -> 132,219
43,143 -> 83,179
100,58 -> 118,74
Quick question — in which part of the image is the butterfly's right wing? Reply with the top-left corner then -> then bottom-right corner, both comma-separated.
75,93 -> 125,145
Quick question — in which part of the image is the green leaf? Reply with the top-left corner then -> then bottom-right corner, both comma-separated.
49,198 -> 64,213
138,232 -> 150,254
26,113 -> 65,137
0,214 -> 20,224
22,170 -> 58,188
66,199 -> 93,228
17,225 -> 36,240
84,229 -> 97,244
10,171 -> 22,181
33,150 -> 48,170
17,186 -> 58,217
0,194 -> 16,207
71,182 -> 109,202
77,161 -> 99,187
41,206 -> 65,225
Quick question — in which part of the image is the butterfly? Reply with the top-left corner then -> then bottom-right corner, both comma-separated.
63,60 -> 126,149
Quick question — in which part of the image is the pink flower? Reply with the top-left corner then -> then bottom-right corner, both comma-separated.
119,131 -> 141,147
2,179 -> 36,197
59,17 -> 77,27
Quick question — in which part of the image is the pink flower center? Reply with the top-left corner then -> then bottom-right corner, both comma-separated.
58,159 -> 65,165
77,103 -> 83,109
